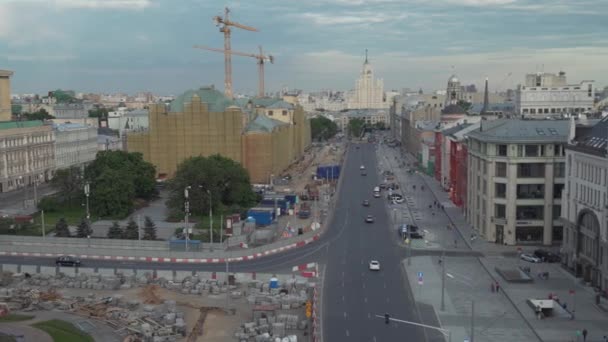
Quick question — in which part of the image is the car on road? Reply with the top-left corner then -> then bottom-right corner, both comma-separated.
361,170 -> 367,176
379,183 -> 388,190
360,165 -> 365,170
534,249 -> 561,263
365,215 -> 374,223
362,200 -> 370,207
520,253 -> 542,263
369,260 -> 381,271
388,193 -> 404,203
56,255 -> 81,267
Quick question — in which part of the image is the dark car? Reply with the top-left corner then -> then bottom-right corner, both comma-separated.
56,256 -> 81,267
399,224 -> 423,239
361,170 -> 367,176
533,249 -> 561,263
362,200 -> 370,207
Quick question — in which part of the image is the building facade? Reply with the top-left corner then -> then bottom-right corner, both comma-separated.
515,71 -> 594,117
347,53 -> 387,109
0,70 -> 13,121
108,108 -> 149,137
466,119 -> 568,245
0,121 -> 55,193
53,123 -> 97,170
561,117 -> 608,290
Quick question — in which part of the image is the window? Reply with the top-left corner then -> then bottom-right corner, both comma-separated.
517,145 -> 523,157
540,145 -> 545,156
555,162 -> 565,177
553,184 -> 564,199
516,205 -> 544,220
552,226 -> 563,242
497,144 -> 507,156
554,144 -> 563,156
282,110 -> 288,116
516,226 -> 543,243
495,183 -> 506,198
517,184 -> 545,199
268,110 -> 274,116
525,145 -> 539,157
495,204 -> 506,218
495,162 -> 506,177
553,205 -> 562,220
517,163 -> 545,177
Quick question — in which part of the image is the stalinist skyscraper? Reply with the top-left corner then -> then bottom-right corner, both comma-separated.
347,50 -> 387,109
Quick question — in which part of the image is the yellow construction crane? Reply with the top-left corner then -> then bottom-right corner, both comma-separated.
212,7 -> 258,99
194,45 -> 274,98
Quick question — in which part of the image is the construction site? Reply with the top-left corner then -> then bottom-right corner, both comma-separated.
0,268 -> 318,342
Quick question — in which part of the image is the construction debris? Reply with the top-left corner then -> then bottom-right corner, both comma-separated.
140,285 -> 163,305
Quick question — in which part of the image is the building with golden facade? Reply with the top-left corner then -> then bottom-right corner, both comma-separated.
127,86 -> 311,183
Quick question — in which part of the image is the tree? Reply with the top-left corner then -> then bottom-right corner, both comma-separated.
88,107 -> 110,119
347,118 -> 365,138
22,108 -> 54,121
90,168 -> 135,218
143,216 -> 157,240
457,100 -> 473,112
167,155 -> 257,218
310,116 -> 338,141
123,218 -> 139,240
50,166 -> 85,206
54,218 -> 70,237
107,222 -> 123,239
75,218 -> 92,238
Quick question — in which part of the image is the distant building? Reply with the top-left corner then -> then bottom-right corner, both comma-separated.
0,121 -> 55,193
98,134 -> 123,151
0,69 -> 13,121
107,108 -> 149,137
515,71 -> 594,117
53,123 -> 97,170
561,116 -> 608,290
466,119 -> 568,245
332,109 -> 389,132
347,51 -> 388,109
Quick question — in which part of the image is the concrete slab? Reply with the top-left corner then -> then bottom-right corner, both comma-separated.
78,267 -> 96,276
97,268 -> 115,277
2,264 -> 18,273
116,268 -> 136,276
40,266 -> 56,276
156,270 -> 173,281
20,264 -> 37,275
58,267 -> 77,277
174,270 -> 192,282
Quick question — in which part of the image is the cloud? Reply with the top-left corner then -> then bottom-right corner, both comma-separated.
5,54 -> 77,62
300,11 -> 408,26
53,0 -> 152,10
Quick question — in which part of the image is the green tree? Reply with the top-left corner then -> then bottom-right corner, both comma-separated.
310,116 -> 338,141
23,108 -> 54,121
75,218 -> 92,238
50,166 -> 85,206
123,218 -> 139,240
143,216 -> 157,240
107,222 -> 123,239
347,118 -> 365,138
167,155 -> 257,218
85,150 -> 157,201
54,218 -> 70,237
89,168 -> 135,218
88,107 -> 110,119
457,100 -> 473,112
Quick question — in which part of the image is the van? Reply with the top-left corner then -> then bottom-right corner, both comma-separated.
373,186 -> 381,198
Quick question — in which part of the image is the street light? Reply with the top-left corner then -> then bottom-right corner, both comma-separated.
376,314 -> 452,342
184,186 -> 191,252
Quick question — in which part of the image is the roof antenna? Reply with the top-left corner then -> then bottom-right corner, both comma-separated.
365,49 -> 368,63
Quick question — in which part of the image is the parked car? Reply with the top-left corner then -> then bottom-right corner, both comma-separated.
369,260 -> 381,271
399,224 -> 423,239
56,255 -> 81,267
360,165 -> 366,170
365,215 -> 375,223
520,253 -> 542,263
533,249 -> 561,263
362,200 -> 370,207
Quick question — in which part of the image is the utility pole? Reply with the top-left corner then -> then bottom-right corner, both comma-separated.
33,179 -> 38,207
184,187 -> 190,252
407,231 -> 412,266
41,210 -> 46,238
376,315 -> 452,342
220,215 -> 224,244
207,190 -> 213,245
84,182 -> 91,229
137,214 -> 142,241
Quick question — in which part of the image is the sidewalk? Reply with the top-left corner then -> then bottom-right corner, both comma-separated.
381,142 -> 608,341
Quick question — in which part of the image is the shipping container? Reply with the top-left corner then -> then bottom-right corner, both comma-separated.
246,208 -> 275,226
316,165 -> 341,180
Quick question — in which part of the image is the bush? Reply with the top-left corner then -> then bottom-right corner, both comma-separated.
37,196 -> 63,212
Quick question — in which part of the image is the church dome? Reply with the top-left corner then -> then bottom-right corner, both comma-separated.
448,75 -> 459,83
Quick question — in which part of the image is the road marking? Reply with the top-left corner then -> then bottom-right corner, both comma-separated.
362,283 -> 366,289
342,296 -> 345,302
344,312 -> 347,319
384,283 -> 387,289
342,271 -> 344,277
373,337 -> 377,342
386,298 -> 390,303
346,330 -> 350,336
368,313 -> 371,319
342,281 -> 344,288
364,297 -> 368,303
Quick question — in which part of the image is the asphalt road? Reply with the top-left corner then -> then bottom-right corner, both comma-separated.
323,142 -> 426,342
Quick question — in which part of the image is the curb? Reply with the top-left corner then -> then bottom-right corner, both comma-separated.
0,234 -> 320,264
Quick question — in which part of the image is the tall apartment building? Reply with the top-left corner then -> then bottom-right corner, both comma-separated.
515,71 -> 594,117
466,119 -> 568,245
347,52 -> 388,109
561,117 -> 608,290
0,121 -> 55,193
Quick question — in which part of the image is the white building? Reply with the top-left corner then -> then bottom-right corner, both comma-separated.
347,52 -> 388,109
333,109 -> 389,132
466,119 -> 568,245
53,123 -> 97,170
98,134 -> 123,151
107,108 -> 149,137
515,71 -> 594,117
561,117 -> 608,290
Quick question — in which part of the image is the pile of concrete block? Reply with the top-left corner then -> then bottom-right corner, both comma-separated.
234,315 -> 302,341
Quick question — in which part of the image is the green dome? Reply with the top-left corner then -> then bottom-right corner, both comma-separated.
169,86 -> 237,113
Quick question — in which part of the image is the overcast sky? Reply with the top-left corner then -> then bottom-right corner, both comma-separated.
1,0 -> 607,95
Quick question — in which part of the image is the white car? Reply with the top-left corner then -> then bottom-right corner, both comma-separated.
360,165 -> 366,170
369,260 -> 381,271
520,253 -> 541,263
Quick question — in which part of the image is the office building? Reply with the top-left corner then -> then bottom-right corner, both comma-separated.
53,123 -> 97,170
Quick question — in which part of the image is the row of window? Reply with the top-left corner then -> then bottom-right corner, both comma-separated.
574,183 -> 606,208
573,160 -> 606,186
0,134 -> 53,148
494,203 -> 563,221
522,107 -> 591,114
267,110 -> 290,117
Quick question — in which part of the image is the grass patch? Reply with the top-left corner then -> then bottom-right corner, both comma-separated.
32,319 -> 93,342
0,314 -> 35,322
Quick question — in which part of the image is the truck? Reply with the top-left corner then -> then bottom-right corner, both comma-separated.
298,202 -> 311,219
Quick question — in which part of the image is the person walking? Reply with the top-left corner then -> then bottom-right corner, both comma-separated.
582,329 -> 588,342
495,281 -> 500,293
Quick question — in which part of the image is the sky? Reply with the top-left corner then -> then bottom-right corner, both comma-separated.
1,0 -> 607,95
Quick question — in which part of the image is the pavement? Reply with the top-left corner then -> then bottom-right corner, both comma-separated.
0,183 -> 56,217
378,138 -> 608,342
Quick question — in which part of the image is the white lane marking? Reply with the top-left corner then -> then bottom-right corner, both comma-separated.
364,297 -> 368,303
342,271 -> 344,277
346,330 -> 350,337
342,281 -> 344,287
344,312 -> 347,319
386,298 -> 390,303
384,283 -> 387,288
374,337 -> 377,342
342,296 -> 345,302
368,313 -> 371,319
362,283 -> 366,289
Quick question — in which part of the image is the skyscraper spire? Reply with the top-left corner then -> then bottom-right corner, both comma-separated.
481,77 -> 489,115
364,49 -> 368,64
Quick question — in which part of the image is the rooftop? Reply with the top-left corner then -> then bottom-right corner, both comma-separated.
169,86 -> 237,113
0,70 -> 13,77
244,114 -> 287,133
572,116 -> 608,156
468,119 -> 569,143
0,120 -> 44,130
442,123 -> 472,136
53,123 -> 93,131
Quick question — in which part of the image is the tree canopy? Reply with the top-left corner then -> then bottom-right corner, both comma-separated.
88,107 -> 110,119
143,216 -> 157,240
347,118 -> 365,138
310,116 -> 338,141
50,166 -> 85,206
107,222 -> 123,239
22,108 -> 54,121
167,155 -> 257,218
54,218 -> 70,237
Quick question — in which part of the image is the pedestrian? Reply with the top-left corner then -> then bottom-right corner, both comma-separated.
582,329 -> 588,341
602,335 -> 606,342
495,281 -> 500,293
491,282 -> 495,293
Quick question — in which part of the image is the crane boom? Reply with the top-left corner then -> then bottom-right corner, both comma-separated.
193,45 -> 258,59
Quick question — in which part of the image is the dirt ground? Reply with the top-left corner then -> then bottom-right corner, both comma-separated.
55,286 -> 252,342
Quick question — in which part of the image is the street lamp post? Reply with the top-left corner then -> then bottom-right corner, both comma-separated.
207,190 -> 213,246
376,314 -> 452,342
184,186 -> 190,252
84,182 -> 90,224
